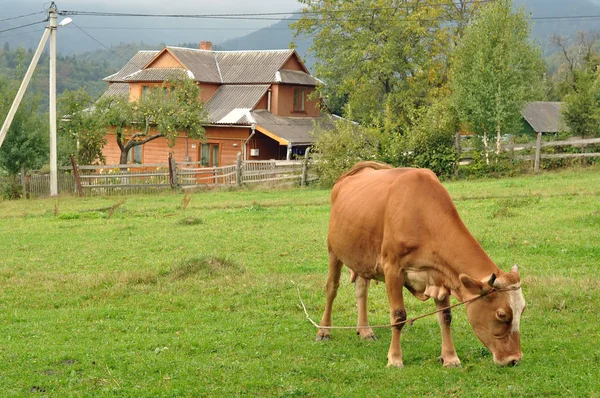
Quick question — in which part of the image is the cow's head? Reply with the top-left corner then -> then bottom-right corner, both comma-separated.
459,264 -> 525,366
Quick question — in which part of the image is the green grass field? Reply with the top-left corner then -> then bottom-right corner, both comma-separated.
1,167 -> 599,397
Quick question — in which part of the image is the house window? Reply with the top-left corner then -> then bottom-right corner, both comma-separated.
200,143 -> 219,167
293,88 -> 305,112
142,85 -> 151,99
127,145 -> 143,164
142,85 -> 169,99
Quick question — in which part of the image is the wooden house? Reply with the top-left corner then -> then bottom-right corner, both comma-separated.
100,41 -> 329,166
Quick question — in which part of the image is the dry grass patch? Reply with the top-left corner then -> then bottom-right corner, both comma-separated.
165,255 -> 244,280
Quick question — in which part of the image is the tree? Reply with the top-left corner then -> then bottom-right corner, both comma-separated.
562,71 -> 600,138
60,77 -> 208,165
551,33 -> 600,138
292,0 -> 483,175
0,76 -> 48,176
451,0 -> 544,156
98,77 -> 207,164
58,88 -> 107,165
293,0 -> 460,131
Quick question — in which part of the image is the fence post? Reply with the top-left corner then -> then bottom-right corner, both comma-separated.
454,131 -> 461,176
534,132 -> 542,174
20,164 -> 27,198
168,153 -> 178,189
301,147 -> 310,187
70,155 -> 83,197
236,152 -> 242,187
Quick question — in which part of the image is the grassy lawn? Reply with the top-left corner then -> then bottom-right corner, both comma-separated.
0,167 -> 599,396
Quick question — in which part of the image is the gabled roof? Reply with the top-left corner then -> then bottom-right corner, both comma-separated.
164,47 -> 222,83
521,102 -> 568,133
214,49 -> 295,83
103,47 -> 314,86
206,84 -> 269,124
103,51 -> 159,82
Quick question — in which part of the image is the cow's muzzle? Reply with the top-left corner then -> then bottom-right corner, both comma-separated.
494,353 -> 523,367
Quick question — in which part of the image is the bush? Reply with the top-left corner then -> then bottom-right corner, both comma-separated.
459,151 -> 525,179
1,179 -> 23,200
311,117 -> 382,186
400,99 -> 458,178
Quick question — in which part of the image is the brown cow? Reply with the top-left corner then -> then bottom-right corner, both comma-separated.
317,162 -> 525,367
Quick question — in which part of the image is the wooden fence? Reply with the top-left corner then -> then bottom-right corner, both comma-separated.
2,152 -> 317,198
459,136 -> 600,173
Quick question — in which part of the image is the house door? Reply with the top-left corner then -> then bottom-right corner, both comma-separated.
200,143 -> 220,167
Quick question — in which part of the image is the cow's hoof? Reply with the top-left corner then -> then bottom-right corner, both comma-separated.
316,334 -> 331,341
386,359 -> 404,368
357,330 -> 377,341
439,356 -> 461,368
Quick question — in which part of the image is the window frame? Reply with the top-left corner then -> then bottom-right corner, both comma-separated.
293,88 -> 306,112
199,143 -> 220,167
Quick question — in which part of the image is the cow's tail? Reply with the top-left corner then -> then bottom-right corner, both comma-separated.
335,161 -> 393,184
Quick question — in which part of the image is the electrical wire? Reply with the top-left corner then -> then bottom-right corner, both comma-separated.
59,1 -> 494,19
0,11 -> 46,23
0,28 -> 45,40
0,20 -> 48,34
69,22 -> 150,70
70,26 -> 292,31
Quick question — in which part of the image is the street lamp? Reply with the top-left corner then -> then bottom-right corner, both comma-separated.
0,2 -> 71,197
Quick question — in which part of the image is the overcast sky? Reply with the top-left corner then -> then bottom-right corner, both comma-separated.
3,0 -> 305,53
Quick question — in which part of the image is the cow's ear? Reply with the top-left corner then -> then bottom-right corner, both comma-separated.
459,273 -> 484,295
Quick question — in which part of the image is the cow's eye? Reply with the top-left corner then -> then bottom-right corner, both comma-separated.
496,309 -> 511,323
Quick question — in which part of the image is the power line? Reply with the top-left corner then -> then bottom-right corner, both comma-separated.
0,11 -> 46,23
70,26 -> 292,31
70,22 -> 149,70
57,4 -> 600,24
59,1 -> 492,19
0,28 -> 45,40
0,20 -> 48,34
532,15 -> 600,21
58,1 -> 493,21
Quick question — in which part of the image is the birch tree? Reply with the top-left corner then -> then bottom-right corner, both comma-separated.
451,0 -> 544,156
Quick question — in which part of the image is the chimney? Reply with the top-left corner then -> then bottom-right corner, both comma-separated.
200,41 -> 213,51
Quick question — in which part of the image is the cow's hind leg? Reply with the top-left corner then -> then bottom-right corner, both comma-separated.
384,265 -> 406,367
435,296 -> 461,367
316,251 -> 343,341
355,276 -> 376,340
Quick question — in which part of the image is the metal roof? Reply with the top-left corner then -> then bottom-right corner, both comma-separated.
103,51 -> 159,82
215,50 -> 295,83
206,84 -> 269,124
277,69 -> 320,86
123,68 -> 192,82
521,102 -> 568,133
251,109 -> 333,145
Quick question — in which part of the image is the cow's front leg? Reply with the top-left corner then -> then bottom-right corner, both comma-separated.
384,270 -> 406,367
355,276 -> 376,340
435,296 -> 461,367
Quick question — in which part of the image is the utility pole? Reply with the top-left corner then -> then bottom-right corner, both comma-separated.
0,22 -> 51,149
0,2 -> 69,197
49,3 -> 58,196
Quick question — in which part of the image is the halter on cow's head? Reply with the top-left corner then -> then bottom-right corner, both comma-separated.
459,264 -> 525,366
